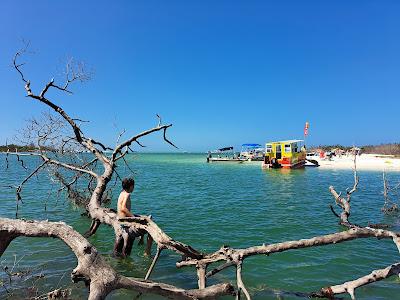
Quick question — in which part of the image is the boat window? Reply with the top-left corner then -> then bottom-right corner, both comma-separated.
284,144 -> 291,152
266,145 -> 272,153
293,143 -> 298,152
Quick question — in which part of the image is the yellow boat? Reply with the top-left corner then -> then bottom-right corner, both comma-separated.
262,140 -> 306,169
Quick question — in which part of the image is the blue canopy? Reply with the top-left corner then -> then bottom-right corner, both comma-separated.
242,143 -> 262,147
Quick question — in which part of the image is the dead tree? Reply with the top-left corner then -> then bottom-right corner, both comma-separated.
3,47 -> 400,299
329,155 -> 359,227
0,218 -> 234,300
176,227 -> 400,300
10,47 -> 209,262
382,171 -> 399,214
5,47 -> 235,297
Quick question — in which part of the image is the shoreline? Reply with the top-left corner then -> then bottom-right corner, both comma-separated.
314,154 -> 400,171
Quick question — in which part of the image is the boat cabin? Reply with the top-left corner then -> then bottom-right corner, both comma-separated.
263,140 -> 306,169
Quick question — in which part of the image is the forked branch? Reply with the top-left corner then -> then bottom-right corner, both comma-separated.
382,171 -> 399,214
177,227 -> 400,299
329,155 -> 359,227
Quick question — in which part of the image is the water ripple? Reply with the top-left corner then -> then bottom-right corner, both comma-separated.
0,153 -> 399,299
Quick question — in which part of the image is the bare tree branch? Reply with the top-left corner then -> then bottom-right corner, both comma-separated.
15,161 -> 47,202
7,151 -> 98,178
12,41 -> 31,83
382,171 -> 399,214
177,227 -> 400,299
0,218 -> 234,300
112,123 -> 174,161
311,263 -> 400,300
163,127 -> 178,149
329,155 -> 359,227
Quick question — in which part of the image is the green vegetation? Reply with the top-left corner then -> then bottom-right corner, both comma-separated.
0,143 -> 39,152
311,143 -> 400,156
361,143 -> 400,156
312,145 -> 354,151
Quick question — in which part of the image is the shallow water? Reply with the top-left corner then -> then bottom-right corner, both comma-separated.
1,153 -> 399,299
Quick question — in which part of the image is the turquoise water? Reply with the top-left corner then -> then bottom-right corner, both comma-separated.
1,153 -> 400,299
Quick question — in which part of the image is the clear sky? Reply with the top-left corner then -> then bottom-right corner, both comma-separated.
1,1 -> 400,152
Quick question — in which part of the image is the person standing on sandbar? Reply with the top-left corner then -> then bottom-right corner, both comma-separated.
117,177 -> 153,256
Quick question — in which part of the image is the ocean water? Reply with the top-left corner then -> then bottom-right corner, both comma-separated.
1,153 -> 400,299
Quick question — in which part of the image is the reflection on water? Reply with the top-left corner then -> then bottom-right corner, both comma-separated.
0,153 -> 399,299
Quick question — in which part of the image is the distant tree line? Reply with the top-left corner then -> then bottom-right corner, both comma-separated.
311,143 -> 400,156
0,143 -> 36,152
0,143 -> 53,152
361,143 -> 400,156
312,144 -> 354,151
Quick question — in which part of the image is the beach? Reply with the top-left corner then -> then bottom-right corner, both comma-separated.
313,154 -> 400,171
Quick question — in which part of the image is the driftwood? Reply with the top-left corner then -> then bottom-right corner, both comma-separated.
328,156 -> 392,231
0,218 -> 234,300
382,171 -> 399,214
176,227 -> 400,300
329,155 -> 359,227
3,47 -> 400,299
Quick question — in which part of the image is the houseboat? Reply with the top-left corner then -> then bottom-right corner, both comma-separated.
262,140 -> 306,169
207,147 -> 245,163
240,144 -> 265,161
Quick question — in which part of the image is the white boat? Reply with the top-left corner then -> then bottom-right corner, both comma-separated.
239,144 -> 265,161
206,147 -> 245,163
305,152 -> 320,167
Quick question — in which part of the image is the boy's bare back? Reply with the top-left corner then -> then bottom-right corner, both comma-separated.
117,190 -> 133,218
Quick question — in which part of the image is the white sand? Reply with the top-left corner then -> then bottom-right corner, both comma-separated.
314,154 -> 400,171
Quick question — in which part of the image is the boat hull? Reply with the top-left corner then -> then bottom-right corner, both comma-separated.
262,160 -> 305,169
305,159 -> 320,167
207,158 -> 245,163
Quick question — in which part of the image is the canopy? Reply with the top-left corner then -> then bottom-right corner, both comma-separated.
242,144 -> 262,147
266,139 -> 304,144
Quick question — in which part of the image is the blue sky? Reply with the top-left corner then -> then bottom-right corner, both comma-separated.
1,1 -> 400,152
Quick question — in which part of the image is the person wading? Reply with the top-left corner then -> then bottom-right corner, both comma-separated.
117,178 -> 153,256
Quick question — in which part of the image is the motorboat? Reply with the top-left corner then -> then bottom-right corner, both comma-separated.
206,147 -> 245,163
239,144 -> 265,161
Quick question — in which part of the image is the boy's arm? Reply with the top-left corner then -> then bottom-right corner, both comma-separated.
120,195 -> 134,217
